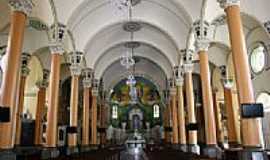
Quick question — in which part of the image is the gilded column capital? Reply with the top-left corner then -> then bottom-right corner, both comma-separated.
21,66 -> 30,77
217,0 -> 240,9
175,77 -> 184,87
49,23 -> 66,54
92,89 -> 99,97
36,69 -> 50,89
82,68 -> 93,88
183,63 -> 193,73
170,88 -> 177,96
49,43 -> 64,55
92,79 -> 99,96
21,52 -> 31,77
264,21 -> 270,35
69,52 -> 83,76
173,66 -> 184,86
9,0 -> 34,17
36,80 -> 49,89
193,20 -> 210,52
195,38 -> 210,52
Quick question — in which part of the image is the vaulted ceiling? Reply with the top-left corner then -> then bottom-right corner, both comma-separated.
0,0 -> 270,91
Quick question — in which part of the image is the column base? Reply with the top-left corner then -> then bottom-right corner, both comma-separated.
66,146 -> 79,156
203,144 -> 222,159
80,145 -> 91,153
89,144 -> 99,150
238,148 -> 268,160
188,144 -> 200,155
41,147 -> 60,160
228,141 -> 242,148
0,149 -> 16,160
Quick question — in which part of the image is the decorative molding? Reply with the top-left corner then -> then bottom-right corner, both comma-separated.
217,0 -> 240,9
8,0 -> 34,16
29,18 -> 48,31
212,15 -> 227,26
175,75 -> 184,86
183,63 -> 193,73
123,21 -> 142,32
264,21 -> 270,35
49,42 -> 64,55
21,67 -> 30,77
36,80 -> 49,89
92,89 -> 99,97
169,88 -> 177,96
21,52 -> 31,76
195,38 -> 210,52
70,65 -> 81,76
83,79 -> 92,88
193,20 -> 210,52
49,23 -> 66,44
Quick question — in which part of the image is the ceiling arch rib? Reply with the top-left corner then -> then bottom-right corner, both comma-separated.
94,43 -> 173,79
84,22 -> 178,69
67,0 -> 191,52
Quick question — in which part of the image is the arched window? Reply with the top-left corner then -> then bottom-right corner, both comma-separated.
153,104 -> 160,118
112,105 -> 118,119
249,42 -> 267,74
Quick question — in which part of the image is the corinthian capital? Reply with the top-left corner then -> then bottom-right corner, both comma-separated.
49,42 -> 64,55
217,0 -> 240,9
193,20 -> 210,52
49,23 -> 66,46
9,0 -> 34,16
195,38 -> 210,52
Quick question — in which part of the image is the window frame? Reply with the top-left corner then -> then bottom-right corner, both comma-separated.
249,42 -> 268,75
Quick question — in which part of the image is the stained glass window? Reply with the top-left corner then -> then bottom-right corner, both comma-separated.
250,43 -> 267,74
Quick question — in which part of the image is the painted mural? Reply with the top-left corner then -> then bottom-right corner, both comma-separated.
110,77 -> 162,130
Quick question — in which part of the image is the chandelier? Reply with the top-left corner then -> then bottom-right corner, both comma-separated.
120,51 -> 135,69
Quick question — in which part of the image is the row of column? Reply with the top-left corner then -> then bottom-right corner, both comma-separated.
167,0 -> 263,158
0,0 -> 101,149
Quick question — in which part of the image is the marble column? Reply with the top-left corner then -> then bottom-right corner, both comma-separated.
15,53 -> 31,145
82,68 -> 93,146
45,44 -> 64,148
91,79 -> 99,145
169,78 -> 179,144
184,50 -> 200,154
34,70 -> 49,145
163,94 -> 171,143
0,0 -> 33,149
68,53 -> 82,148
217,0 -> 264,155
100,93 -> 107,145
223,78 -> 241,147
212,90 -> 225,148
194,20 -> 221,158
175,66 -> 187,151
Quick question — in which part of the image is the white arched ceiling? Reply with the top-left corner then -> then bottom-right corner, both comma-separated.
102,57 -> 167,90
84,22 -> 178,68
32,0 -> 54,26
22,27 -> 49,53
94,43 -> 172,79
67,0 -> 191,53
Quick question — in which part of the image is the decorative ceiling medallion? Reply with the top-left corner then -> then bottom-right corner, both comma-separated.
130,0 -> 141,6
124,41 -> 141,49
123,21 -> 142,32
